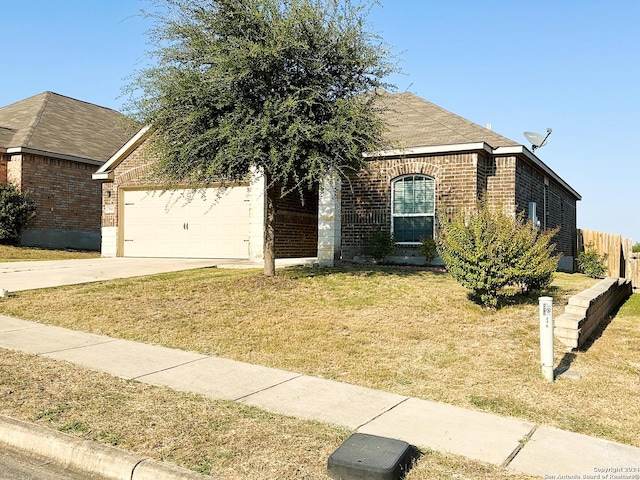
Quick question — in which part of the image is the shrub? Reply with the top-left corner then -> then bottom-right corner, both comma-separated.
633,242 -> 640,253
0,185 -> 36,245
577,244 -> 608,278
370,230 -> 395,262
437,200 -> 559,308
419,237 -> 437,265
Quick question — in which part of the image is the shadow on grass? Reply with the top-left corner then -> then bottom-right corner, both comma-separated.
555,352 -> 577,376
281,263 -> 449,280
404,446 -> 425,479
466,285 -> 562,310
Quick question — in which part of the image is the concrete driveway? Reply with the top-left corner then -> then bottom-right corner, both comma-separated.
0,258 -> 254,292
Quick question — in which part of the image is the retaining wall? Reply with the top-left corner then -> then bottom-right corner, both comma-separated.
555,277 -> 633,349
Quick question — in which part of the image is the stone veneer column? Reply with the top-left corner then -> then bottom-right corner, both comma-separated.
100,226 -> 117,257
318,174 -> 341,266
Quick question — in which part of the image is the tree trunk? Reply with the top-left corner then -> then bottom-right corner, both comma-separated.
263,177 -> 277,277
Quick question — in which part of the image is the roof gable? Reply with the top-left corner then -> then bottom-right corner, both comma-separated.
378,91 -> 519,149
0,92 -> 140,163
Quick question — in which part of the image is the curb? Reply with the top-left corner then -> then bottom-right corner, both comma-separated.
0,414 -> 207,480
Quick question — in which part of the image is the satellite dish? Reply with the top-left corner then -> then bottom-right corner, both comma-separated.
524,128 -> 552,151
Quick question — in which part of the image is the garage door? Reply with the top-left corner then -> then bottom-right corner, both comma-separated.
122,187 -> 251,258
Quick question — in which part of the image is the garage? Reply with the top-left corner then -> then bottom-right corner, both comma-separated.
95,129 -> 316,261
121,187 -> 251,259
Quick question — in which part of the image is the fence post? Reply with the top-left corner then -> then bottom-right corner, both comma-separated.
539,296 -> 554,381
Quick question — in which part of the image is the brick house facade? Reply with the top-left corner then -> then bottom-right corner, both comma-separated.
0,92 -> 138,250
322,92 -> 580,270
93,91 -> 579,267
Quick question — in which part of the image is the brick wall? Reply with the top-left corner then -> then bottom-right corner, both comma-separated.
483,155 -> 517,211
514,158 -> 577,259
101,139 -> 155,229
341,150 -> 577,262
0,155 -> 7,184
12,153 -> 101,234
341,152 -> 481,259
6,155 -> 22,186
275,187 -> 318,258
0,152 -> 104,249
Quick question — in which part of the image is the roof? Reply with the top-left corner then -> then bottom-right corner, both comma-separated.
378,91 -> 519,149
0,92 -> 140,164
375,91 -> 580,200
94,91 -> 580,200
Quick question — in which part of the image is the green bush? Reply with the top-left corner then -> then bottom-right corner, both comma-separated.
419,237 -> 437,265
0,184 -> 36,245
576,244 -> 608,278
633,242 -> 640,253
437,200 -> 559,309
370,230 -> 395,262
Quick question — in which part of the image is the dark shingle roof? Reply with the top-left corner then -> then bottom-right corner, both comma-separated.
378,91 -> 519,149
0,92 -> 139,163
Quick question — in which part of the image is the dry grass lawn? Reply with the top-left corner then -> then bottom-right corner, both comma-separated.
0,245 -> 99,261
0,350 -> 538,479
0,263 -> 638,478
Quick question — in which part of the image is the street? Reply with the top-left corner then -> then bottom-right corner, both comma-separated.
0,448 -> 105,480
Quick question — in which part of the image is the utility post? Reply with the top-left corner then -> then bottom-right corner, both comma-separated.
539,296 -> 555,381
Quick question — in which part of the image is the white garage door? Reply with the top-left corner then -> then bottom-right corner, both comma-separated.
122,187 -> 251,258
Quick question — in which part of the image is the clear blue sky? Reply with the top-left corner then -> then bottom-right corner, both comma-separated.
2,0 -> 638,243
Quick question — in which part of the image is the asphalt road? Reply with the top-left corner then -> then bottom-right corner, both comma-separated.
0,448 -> 106,480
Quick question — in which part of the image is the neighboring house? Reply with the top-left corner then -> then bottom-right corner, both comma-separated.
0,92 -> 138,250
93,91 -> 580,270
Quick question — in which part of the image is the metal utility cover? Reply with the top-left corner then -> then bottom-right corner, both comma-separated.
327,433 -> 413,480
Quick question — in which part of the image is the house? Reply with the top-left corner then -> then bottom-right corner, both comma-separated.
0,92 -> 139,250
93,91 -> 580,271
331,91 -> 581,271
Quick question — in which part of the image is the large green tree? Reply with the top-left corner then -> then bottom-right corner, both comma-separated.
126,0 -> 396,275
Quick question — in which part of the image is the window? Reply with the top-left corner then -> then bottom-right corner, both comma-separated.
391,175 -> 435,243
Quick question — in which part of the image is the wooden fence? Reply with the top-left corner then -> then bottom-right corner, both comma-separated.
577,229 -> 638,291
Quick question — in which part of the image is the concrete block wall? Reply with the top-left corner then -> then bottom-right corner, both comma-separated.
555,277 -> 633,349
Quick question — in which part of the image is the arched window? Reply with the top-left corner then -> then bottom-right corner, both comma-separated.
391,175 -> 435,243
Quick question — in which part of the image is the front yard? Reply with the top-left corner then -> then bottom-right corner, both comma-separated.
0,263 -> 638,478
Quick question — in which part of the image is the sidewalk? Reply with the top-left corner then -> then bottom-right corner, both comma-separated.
1,314 -> 639,478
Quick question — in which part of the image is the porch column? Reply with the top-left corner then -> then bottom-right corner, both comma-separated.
318,174 -> 341,266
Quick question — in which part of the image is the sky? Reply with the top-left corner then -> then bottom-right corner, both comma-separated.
2,0 -> 639,243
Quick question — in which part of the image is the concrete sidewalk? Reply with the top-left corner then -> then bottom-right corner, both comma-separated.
1,315 -> 639,478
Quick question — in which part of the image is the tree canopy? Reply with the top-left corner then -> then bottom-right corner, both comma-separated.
125,0 -> 397,274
